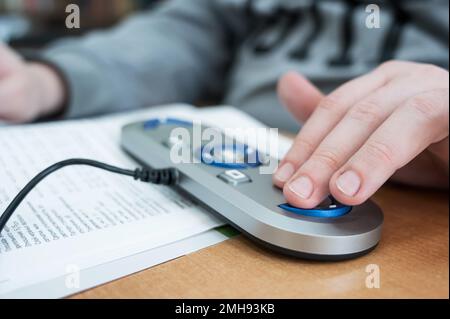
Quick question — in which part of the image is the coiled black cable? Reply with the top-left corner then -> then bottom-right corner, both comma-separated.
0,159 -> 179,234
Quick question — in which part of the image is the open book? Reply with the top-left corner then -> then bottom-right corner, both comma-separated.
0,104 -> 291,298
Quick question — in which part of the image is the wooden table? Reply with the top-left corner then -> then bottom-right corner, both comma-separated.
73,183 -> 448,299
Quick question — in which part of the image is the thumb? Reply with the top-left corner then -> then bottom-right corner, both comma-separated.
0,43 -> 23,77
277,71 -> 324,124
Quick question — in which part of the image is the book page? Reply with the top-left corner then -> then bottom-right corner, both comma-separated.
0,105 -> 225,294
0,104 -> 292,296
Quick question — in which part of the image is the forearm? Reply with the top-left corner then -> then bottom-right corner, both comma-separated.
40,0 -> 249,118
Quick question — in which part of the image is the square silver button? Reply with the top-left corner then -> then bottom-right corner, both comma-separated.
218,170 -> 251,186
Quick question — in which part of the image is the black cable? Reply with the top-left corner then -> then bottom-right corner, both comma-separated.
0,159 -> 179,234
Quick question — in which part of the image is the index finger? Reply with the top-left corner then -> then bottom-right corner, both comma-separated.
273,70 -> 388,187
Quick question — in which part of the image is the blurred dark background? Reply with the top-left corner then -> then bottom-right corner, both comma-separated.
0,0 -> 162,49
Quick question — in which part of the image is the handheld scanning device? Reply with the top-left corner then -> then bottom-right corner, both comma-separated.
120,118 -> 384,261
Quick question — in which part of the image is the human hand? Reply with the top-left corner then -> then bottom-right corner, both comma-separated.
274,61 -> 449,208
0,43 -> 65,123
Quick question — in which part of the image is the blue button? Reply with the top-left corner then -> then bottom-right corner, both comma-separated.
144,118 -> 192,130
199,144 -> 262,169
279,199 -> 351,218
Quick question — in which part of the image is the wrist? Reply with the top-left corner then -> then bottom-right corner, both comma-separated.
27,63 -> 66,118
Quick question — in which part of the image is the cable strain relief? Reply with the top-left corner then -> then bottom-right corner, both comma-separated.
134,168 -> 179,185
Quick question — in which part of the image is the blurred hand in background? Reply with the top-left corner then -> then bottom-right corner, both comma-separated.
0,44 -> 64,123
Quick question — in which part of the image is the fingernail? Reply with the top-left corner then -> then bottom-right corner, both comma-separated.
274,163 -> 295,183
336,171 -> 361,197
288,175 -> 314,199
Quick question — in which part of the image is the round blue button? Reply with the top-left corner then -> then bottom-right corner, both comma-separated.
199,144 -> 262,169
279,198 -> 352,218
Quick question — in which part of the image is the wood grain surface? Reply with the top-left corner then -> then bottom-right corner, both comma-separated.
73,184 -> 449,299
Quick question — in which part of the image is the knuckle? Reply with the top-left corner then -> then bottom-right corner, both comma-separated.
318,94 -> 344,113
286,137 -> 315,162
294,137 -> 315,155
376,60 -> 416,78
419,64 -> 446,78
348,100 -> 381,125
297,138 -> 315,154
377,60 -> 407,74
311,148 -> 342,171
378,60 -> 399,71
364,140 -> 396,166
409,95 -> 442,120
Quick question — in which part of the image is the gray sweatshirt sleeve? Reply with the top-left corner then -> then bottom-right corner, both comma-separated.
42,0 -> 249,118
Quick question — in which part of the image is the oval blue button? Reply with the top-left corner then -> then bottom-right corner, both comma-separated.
144,118 -> 192,130
279,202 -> 352,218
199,144 -> 262,169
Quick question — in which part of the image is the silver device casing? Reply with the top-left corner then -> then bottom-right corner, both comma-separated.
121,121 -> 383,260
